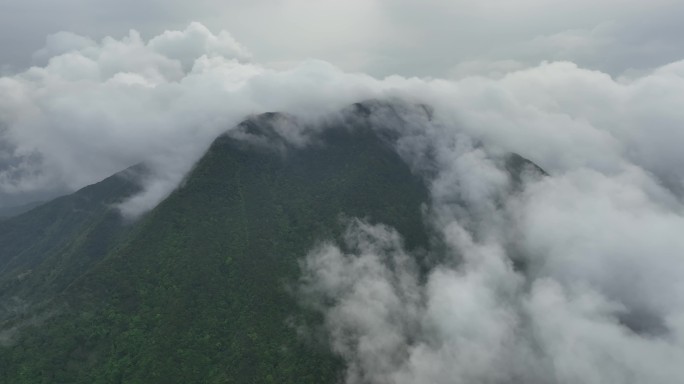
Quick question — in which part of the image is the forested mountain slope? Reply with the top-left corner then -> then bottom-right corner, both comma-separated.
0,166 -> 145,324
0,111 -> 431,383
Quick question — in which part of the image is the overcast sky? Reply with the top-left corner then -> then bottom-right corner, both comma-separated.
2,0 -> 684,77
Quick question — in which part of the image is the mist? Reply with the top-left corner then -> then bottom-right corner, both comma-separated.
0,23 -> 385,216
301,101 -> 684,383
1,21 -> 684,382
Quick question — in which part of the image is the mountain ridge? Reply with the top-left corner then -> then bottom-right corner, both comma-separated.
0,103 -> 545,383
0,106 -> 434,383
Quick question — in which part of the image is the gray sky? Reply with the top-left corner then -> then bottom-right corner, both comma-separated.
2,0 -> 684,77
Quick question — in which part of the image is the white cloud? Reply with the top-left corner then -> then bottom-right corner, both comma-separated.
0,24 -> 383,216
516,167 -> 684,320
297,65 -> 684,382
2,22 -> 684,210
148,22 -> 251,71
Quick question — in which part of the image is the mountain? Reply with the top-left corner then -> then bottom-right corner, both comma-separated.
0,108 -> 432,383
0,201 -> 44,219
0,103 -> 543,383
0,166 -> 145,323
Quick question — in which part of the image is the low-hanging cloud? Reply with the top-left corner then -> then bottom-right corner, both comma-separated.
2,22 -> 684,382
300,111 -> 684,383
299,84 -> 684,383
0,23 -> 386,216
2,22 -> 684,215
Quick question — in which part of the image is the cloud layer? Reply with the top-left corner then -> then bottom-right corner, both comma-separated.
298,84 -> 684,383
1,22 -> 684,382
301,100 -> 684,382
0,23 -> 381,215
3,22 -> 684,214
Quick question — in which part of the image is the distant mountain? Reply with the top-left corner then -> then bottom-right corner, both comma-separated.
0,201 -> 44,219
0,166 -> 145,323
0,103 -> 543,383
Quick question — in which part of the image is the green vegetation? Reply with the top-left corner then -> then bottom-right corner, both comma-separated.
0,166 -> 144,313
0,116 -> 430,383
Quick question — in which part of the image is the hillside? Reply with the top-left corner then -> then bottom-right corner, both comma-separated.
0,165 -> 145,325
0,201 -> 44,219
0,111 -> 431,383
